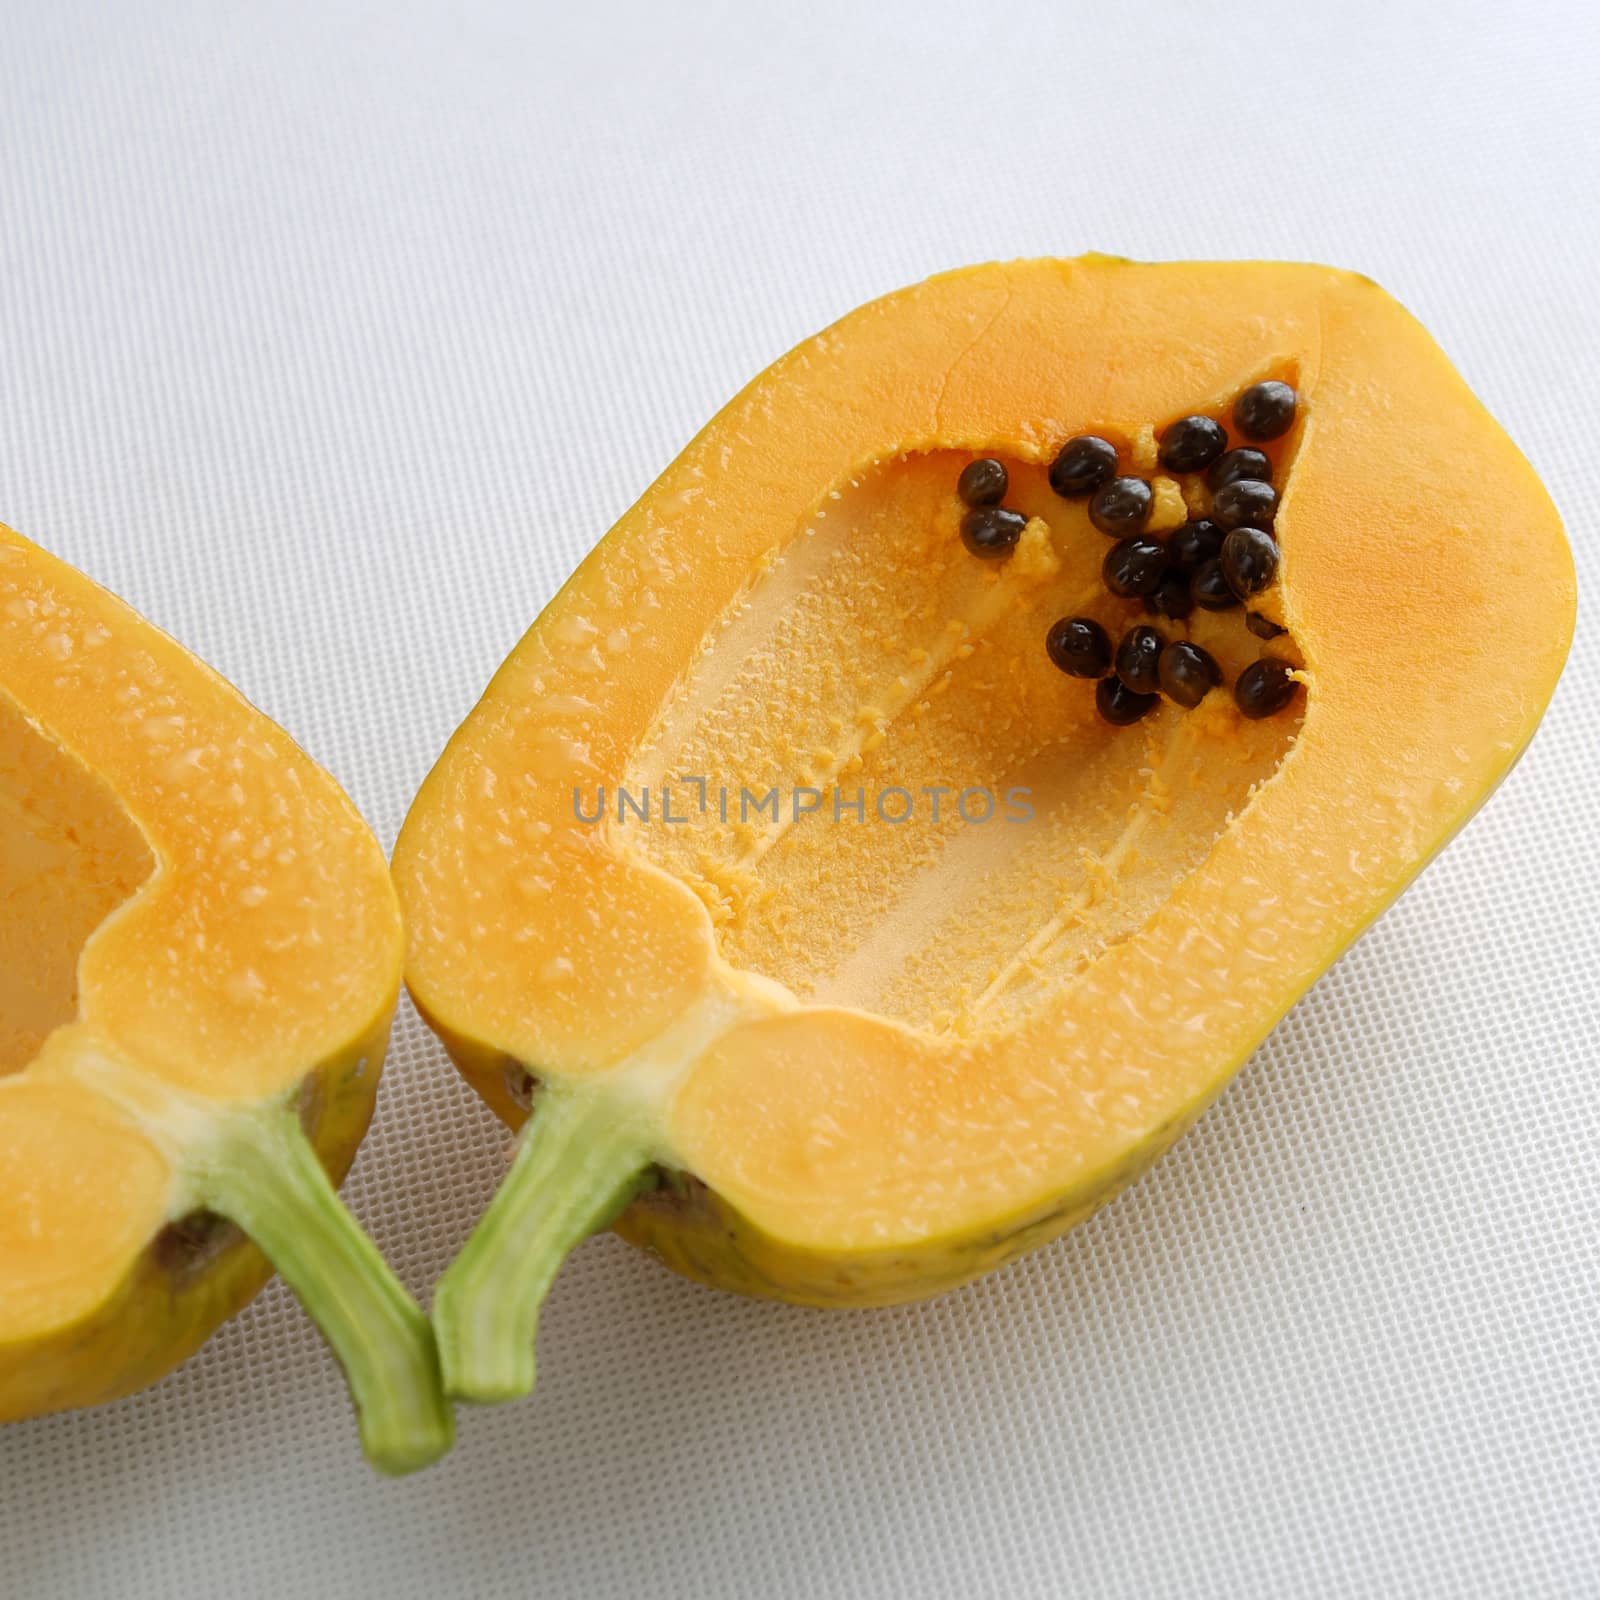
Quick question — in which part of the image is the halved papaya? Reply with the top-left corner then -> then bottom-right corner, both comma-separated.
0,527 -> 451,1473
394,257 -> 1575,1403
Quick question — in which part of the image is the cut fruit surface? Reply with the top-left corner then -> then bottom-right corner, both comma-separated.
0,689 -> 155,1075
616,448 -> 1297,1032
0,527 -> 451,1473
396,257 -> 1574,1398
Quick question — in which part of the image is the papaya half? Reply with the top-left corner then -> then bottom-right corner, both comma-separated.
394,256 -> 1575,1405
0,527 -> 451,1473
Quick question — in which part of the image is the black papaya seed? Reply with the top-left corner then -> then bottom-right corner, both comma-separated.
1096,676 -> 1159,726
1048,435 -> 1119,498
1221,525 -> 1280,598
957,457 -> 1008,507
1212,478 -> 1278,532
960,505 -> 1027,558
1235,657 -> 1301,718
1158,640 -> 1224,709
1190,558 -> 1241,611
1089,476 -> 1153,536
1145,567 -> 1194,621
1207,447 -> 1272,491
1045,616 -> 1112,678
1234,380 -> 1297,441
1157,415 -> 1227,474
1114,624 -> 1164,696
1168,518 -> 1224,571
1102,536 -> 1167,598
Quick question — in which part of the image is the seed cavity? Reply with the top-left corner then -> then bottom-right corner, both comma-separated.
953,377 -> 1303,726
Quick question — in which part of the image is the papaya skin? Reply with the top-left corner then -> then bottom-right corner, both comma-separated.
0,526 -> 451,1473
618,1109 -> 1201,1308
396,257 -> 1575,1395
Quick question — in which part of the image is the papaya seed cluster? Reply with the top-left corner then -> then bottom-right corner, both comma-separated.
957,380 -> 1302,725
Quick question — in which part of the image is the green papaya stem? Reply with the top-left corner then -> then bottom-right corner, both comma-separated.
432,1085 -> 654,1405
201,1104 -> 454,1476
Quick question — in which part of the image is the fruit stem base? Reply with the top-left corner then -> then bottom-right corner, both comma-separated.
203,1104 -> 454,1475
431,1085 -> 654,1405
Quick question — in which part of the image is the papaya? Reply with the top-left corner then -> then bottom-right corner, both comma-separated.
394,256 -> 1575,1405
0,527 -> 451,1473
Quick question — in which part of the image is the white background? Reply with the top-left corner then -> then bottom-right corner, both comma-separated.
2,2 -> 1598,1596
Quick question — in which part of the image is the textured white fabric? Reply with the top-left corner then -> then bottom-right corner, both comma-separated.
3,2 -> 1598,1595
